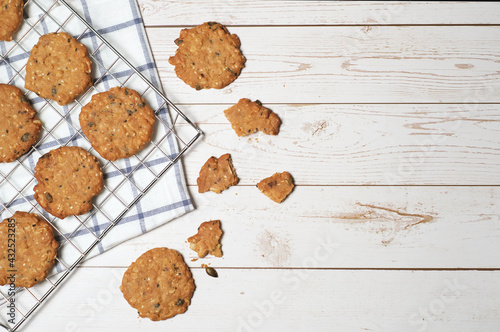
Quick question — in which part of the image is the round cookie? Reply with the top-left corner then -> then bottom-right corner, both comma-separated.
79,86 -> 155,161
0,84 -> 42,163
120,248 -> 195,321
0,211 -> 59,288
168,21 -> 246,90
0,0 -> 23,42
34,146 -> 103,219
25,32 -> 92,106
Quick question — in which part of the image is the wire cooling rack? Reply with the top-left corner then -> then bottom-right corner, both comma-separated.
0,0 -> 202,330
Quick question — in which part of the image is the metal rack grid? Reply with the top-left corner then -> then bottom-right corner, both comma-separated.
0,0 -> 202,330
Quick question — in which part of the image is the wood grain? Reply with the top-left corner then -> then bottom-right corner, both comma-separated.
21,268 -> 500,331
82,186 -> 500,269
138,1 -> 500,26
169,104 -> 500,185
147,26 -> 500,104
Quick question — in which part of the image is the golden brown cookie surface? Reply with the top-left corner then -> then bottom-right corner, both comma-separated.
0,84 -> 42,163
79,87 -> 155,161
0,0 -> 23,41
168,22 -> 246,90
0,211 -> 59,288
34,146 -> 103,219
188,220 -> 223,258
25,32 -> 92,105
257,172 -> 295,203
224,98 -> 281,137
197,153 -> 239,194
120,248 -> 195,321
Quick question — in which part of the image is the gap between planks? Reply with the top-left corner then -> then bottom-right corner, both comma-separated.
76,266 -> 500,271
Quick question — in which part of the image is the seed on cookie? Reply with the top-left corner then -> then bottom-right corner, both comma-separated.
197,153 -> 239,194
188,220 -> 223,258
25,32 -> 92,105
120,248 -> 195,321
79,87 -> 156,161
224,98 -> 281,137
34,146 -> 103,219
0,84 -> 42,163
0,0 -> 23,41
168,22 -> 246,90
257,172 -> 295,203
0,211 -> 59,288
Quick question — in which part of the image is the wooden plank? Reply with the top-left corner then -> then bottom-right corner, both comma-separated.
147,26 -> 500,104
18,268 -> 500,331
138,1 -> 500,26
82,186 -> 500,269
171,103 -> 500,186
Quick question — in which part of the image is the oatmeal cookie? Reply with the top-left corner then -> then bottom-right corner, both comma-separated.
257,171 -> 294,203
120,248 -> 195,321
0,0 -> 23,41
168,22 -> 246,90
25,32 -> 92,105
197,153 -> 239,194
188,220 -> 223,258
79,87 -> 155,161
0,84 -> 42,162
34,146 -> 103,219
0,211 -> 59,288
224,98 -> 281,137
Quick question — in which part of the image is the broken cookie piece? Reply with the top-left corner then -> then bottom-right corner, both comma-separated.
188,220 -> 223,258
224,98 -> 281,137
256,171 -> 295,203
197,153 -> 239,193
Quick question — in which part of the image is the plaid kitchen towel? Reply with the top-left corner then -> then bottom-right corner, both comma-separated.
0,0 -> 195,267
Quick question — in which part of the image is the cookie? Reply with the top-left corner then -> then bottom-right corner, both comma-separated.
257,172 -> 294,203
0,0 -> 23,41
34,146 -> 103,219
197,153 -> 239,194
188,220 -> 223,258
168,22 -> 246,90
0,211 -> 59,288
0,84 -> 42,163
224,98 -> 281,137
25,32 -> 92,105
79,87 -> 155,161
120,248 -> 195,321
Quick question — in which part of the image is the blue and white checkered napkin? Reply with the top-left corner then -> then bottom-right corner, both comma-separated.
0,0 -> 194,263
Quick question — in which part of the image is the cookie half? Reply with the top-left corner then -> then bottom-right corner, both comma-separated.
197,153 -> 239,194
25,32 -> 92,105
0,0 -> 23,41
257,171 -> 295,203
34,146 -> 103,219
0,211 -> 59,288
168,22 -> 246,90
224,98 -> 281,137
0,84 -> 42,163
188,220 -> 223,258
120,248 -> 195,321
79,87 -> 155,161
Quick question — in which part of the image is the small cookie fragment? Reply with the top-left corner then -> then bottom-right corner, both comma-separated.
197,153 -> 239,194
34,146 -> 103,219
79,87 -> 155,161
0,0 -> 23,41
0,84 -> 42,163
224,98 -> 281,137
25,32 -> 92,105
120,248 -> 195,321
0,211 -> 59,288
257,172 -> 295,203
188,220 -> 223,258
168,22 -> 246,90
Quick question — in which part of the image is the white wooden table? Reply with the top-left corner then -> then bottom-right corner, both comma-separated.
24,1 -> 500,331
